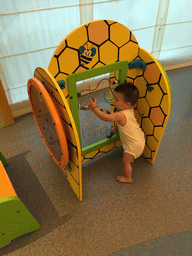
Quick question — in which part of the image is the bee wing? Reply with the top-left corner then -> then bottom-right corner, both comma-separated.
91,48 -> 96,56
79,46 -> 85,54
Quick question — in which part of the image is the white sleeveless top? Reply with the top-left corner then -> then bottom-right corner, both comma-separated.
117,108 -> 145,159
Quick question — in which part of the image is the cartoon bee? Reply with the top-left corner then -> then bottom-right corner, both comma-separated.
79,43 -> 96,66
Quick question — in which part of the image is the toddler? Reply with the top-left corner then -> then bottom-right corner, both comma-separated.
88,82 -> 145,183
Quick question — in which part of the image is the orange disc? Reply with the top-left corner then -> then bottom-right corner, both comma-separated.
28,78 -> 69,167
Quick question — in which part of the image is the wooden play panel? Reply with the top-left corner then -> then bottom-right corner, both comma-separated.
28,20 -> 172,200
31,68 -> 82,201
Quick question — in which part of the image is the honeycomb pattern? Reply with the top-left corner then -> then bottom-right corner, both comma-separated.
28,20 -> 171,202
48,20 -> 139,163
81,140 -> 122,164
48,20 -> 171,165
48,20 -> 139,87
133,48 -> 171,163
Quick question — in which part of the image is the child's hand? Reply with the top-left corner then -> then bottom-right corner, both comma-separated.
88,99 -> 97,110
111,126 -> 118,134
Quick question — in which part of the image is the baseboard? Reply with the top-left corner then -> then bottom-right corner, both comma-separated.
164,62 -> 192,71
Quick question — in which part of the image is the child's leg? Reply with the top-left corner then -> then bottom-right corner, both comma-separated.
117,152 -> 134,183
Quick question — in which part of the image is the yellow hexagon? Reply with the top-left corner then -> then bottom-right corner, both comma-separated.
127,68 -> 137,80
110,23 -> 130,47
115,140 -> 122,147
92,62 -> 104,69
84,149 -> 100,159
127,77 -> 134,84
53,41 -> 66,57
143,145 -> 151,158
82,156 -> 89,164
67,25 -> 88,49
55,73 -> 67,82
160,95 -> 169,115
142,118 -> 154,135
134,109 -> 142,126
101,142 -> 115,152
119,42 -> 139,62
59,48 -> 79,74
139,48 -> 153,63
48,57 -> 59,78
107,20 -> 116,25
100,41 -> 118,64
147,136 -> 158,151
154,127 -> 163,141
146,85 -> 163,107
135,77 -> 147,97
151,152 -> 156,162
137,98 -> 150,117
159,76 -> 169,94
131,32 -> 138,43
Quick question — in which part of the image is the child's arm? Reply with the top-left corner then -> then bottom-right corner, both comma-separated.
88,99 -> 124,123
111,123 -> 118,133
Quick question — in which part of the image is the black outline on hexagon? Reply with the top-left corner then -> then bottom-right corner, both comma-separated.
143,144 -> 152,161
106,20 -> 117,26
119,41 -> 139,63
146,86 -> 163,108
146,134 -> 159,151
130,31 -> 139,45
87,21 -> 109,47
137,97 -> 151,118
141,117 -> 154,136
99,40 -> 119,64
158,74 -> 168,95
55,41 -> 80,75
149,106 -> 167,127
143,62 -> 162,86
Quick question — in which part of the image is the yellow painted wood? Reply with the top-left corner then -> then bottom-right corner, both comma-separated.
0,80 -> 15,127
137,48 -> 172,163
32,20 -> 172,200
34,67 -> 82,201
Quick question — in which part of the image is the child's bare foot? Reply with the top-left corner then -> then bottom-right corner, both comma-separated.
117,176 -> 132,183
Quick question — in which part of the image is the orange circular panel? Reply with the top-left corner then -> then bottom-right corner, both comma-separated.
28,78 -> 69,167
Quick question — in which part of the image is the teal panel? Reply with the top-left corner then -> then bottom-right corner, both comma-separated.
129,60 -> 147,70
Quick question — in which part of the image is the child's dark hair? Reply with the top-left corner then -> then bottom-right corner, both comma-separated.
114,82 -> 139,106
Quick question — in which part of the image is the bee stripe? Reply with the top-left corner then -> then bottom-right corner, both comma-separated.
80,56 -> 92,65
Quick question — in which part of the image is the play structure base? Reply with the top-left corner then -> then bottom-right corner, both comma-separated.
0,161 -> 40,248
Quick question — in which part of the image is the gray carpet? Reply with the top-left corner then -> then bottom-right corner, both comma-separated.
0,66 -> 192,255
109,231 -> 192,255
1,152 -> 71,255
1,151 -> 192,256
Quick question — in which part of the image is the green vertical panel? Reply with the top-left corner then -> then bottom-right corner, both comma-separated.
0,196 -> 40,247
119,60 -> 128,84
0,152 -> 9,167
67,75 -> 82,149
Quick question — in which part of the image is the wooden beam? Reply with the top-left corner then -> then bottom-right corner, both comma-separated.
0,80 -> 15,126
